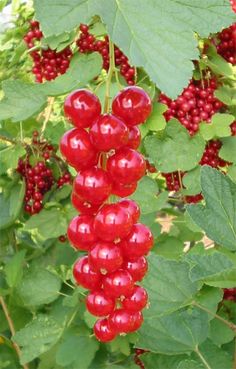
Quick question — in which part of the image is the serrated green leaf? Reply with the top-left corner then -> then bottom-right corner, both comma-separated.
228,165 -> 236,183
142,353 -> 188,369
192,339 -> 233,369
177,360 -> 202,369
34,0 -> 234,98
203,268 -> 236,288
142,102 -> 167,136
138,307 -> 208,354
13,315 -> 63,364
182,166 -> 201,195
144,120 -> 205,172
17,267 -> 61,306
219,137 -> 236,164
187,166 -> 236,251
0,144 -> 25,174
4,250 -> 26,289
199,113 -> 234,140
0,182 -> 25,230
209,318 -> 234,346
215,85 -> 236,106
154,236 -> 184,260
194,286 -> 223,314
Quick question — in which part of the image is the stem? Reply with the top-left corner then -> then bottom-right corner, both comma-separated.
195,346 -> 212,369
0,135 -> 17,145
19,122 -> 23,142
26,45 -> 40,54
40,97 -> 55,138
193,301 -> 236,332
0,297 -> 29,369
104,38 -> 115,113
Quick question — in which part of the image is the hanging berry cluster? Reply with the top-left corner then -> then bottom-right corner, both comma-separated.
77,24 -> 135,85
24,21 -> 72,82
216,23 -> 236,65
17,131 -> 71,214
60,86 -> 153,342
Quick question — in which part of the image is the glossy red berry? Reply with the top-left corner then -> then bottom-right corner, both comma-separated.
94,203 -> 133,241
122,286 -> 148,312
126,126 -> 141,149
64,89 -> 101,128
121,223 -> 154,259
71,192 -> 101,215
118,199 -> 140,223
89,241 -> 123,273
129,311 -> 143,332
112,86 -> 152,126
103,269 -> 134,298
93,318 -> 117,342
112,181 -> 137,197
86,290 -> 115,316
123,256 -> 148,282
73,256 -> 101,290
60,128 -> 98,171
107,147 -> 146,185
90,114 -> 129,151
73,167 -> 112,205
108,309 -> 135,333
67,215 -> 97,251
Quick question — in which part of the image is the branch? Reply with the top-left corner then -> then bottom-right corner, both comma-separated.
40,97 -> 55,138
0,296 -> 29,369
0,135 -> 17,145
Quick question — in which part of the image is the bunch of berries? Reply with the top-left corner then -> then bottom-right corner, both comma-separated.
60,86 -> 153,342
77,24 -> 135,85
134,349 -> 148,369
216,24 -> 236,65
159,78 -> 223,136
24,20 -> 72,82
200,140 -> 228,168
223,288 -> 236,301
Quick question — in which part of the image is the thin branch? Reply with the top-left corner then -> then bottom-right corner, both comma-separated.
0,135 -> 17,145
195,346 -> 212,369
0,297 -> 29,369
40,97 -> 55,138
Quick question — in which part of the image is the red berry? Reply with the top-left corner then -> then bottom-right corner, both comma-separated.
89,241 -> 123,273
71,192 -> 101,215
122,286 -> 148,312
73,256 -> 101,290
73,167 -> 112,205
121,223 -> 154,259
112,181 -> 137,197
127,126 -> 141,149
118,199 -> 140,223
112,86 -> 152,126
107,147 -> 146,185
90,114 -> 129,151
103,269 -> 134,298
86,290 -> 115,316
94,203 -> 133,241
58,235 -> 67,243
129,311 -> 143,332
67,215 -> 97,251
108,309 -> 135,333
123,256 -> 148,281
64,89 -> 101,128
93,318 -> 117,342
60,128 -> 98,171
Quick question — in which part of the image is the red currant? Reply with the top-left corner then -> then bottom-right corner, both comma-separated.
118,199 -> 140,223
123,256 -> 148,281
89,241 -> 123,273
121,223 -> 154,259
93,318 -> 117,342
108,309 -> 135,333
129,311 -> 143,332
103,269 -> 134,298
73,256 -> 101,290
126,126 -> 141,149
71,192 -> 101,215
122,286 -> 148,312
86,290 -> 115,316
112,181 -> 137,197
67,215 -> 97,251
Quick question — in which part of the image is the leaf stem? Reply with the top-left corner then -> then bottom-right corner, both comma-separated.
193,301 -> 236,332
195,346 -> 212,369
40,97 -> 55,138
0,135 -> 17,145
0,296 -> 29,369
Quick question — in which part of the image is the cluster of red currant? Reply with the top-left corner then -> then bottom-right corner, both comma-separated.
24,20 -> 72,82
60,86 -> 153,342
77,24 -> 135,85
159,78 -> 223,136
223,288 -> 236,301
134,349 -> 148,369
216,23 -> 236,65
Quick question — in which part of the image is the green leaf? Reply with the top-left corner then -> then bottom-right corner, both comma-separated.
215,85 -> 236,106
13,315 -> 63,364
138,307 -> 208,354
56,334 -> 99,369
142,102 -> 167,136
204,44 -> 236,79
192,339 -> 233,369
17,267 -> 61,306
182,166 -> 201,195
177,360 -> 202,369
187,166 -> 236,251
0,144 -> 25,174
144,120 -> 205,172
34,0 -> 234,98
142,353 -> 188,369
4,250 -> 26,289
203,268 -> 236,288
194,286 -> 223,315
0,182 -> 25,230
227,165 -> 236,183
24,207 -> 68,239
199,113 -> 235,140
219,137 -> 236,164
209,318 -> 234,346
154,236 -> 184,260
143,254 -> 200,316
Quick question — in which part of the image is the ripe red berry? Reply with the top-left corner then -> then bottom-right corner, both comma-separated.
118,199 -> 140,223
89,241 -> 123,273
129,311 -> 143,332
107,147 -> 146,185
122,286 -> 148,312
60,128 -> 98,171
123,256 -> 148,281
90,114 -> 129,151
93,203 -> 133,241
73,256 -> 101,290
73,167 -> 112,205
93,318 -> 117,342
86,290 -> 115,317
108,309 -> 135,333
64,89 -> 101,128
121,223 -> 154,259
103,269 -> 134,298
71,192 -> 101,215
112,181 -> 137,197
112,86 -> 152,126
67,215 -> 97,251
126,126 -> 141,149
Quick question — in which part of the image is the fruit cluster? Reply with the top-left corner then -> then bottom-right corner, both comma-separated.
77,24 -> 135,85
159,78 -> 223,136
223,288 -> 236,301
216,23 -> 236,65
134,349 -> 148,369
60,86 -> 153,342
24,20 -> 72,82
